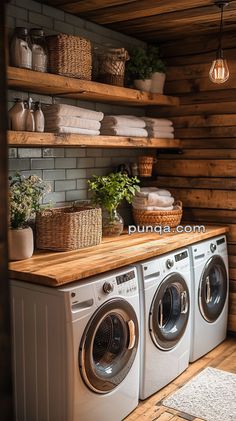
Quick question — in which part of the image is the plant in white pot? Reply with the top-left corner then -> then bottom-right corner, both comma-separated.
148,45 -> 166,94
9,173 -> 50,260
126,46 -> 153,92
88,172 -> 140,237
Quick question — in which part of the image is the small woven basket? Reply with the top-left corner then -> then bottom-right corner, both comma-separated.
96,47 -> 129,86
46,33 -> 92,80
36,205 -> 102,251
132,201 -> 182,228
138,156 -> 155,177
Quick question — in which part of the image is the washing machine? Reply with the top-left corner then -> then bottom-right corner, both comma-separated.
10,266 -> 140,421
136,248 -> 191,400
189,235 -> 229,362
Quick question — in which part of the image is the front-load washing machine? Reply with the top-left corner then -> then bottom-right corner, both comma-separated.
189,235 -> 229,362
136,248 -> 191,399
10,266 -> 140,421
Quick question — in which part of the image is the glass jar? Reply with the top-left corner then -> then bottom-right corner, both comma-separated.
10,27 -> 32,69
102,209 -> 124,237
30,28 -> 48,73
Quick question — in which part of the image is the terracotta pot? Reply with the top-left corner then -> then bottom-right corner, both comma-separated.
150,72 -> 166,94
134,79 -> 152,92
8,226 -> 34,261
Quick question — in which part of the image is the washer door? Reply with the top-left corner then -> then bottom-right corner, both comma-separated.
79,298 -> 139,394
199,255 -> 228,323
149,274 -> 190,351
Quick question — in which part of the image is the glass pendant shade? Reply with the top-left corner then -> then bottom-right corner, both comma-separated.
209,57 -> 229,83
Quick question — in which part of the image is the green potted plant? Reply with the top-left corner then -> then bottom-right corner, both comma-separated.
147,45 -> 166,94
9,173 -> 50,260
126,46 -> 153,92
88,172 -> 140,236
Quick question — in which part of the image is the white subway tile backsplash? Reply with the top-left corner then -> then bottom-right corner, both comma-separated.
29,11 -> 53,29
65,148 -> 86,158
42,4 -> 64,21
77,158 -> 95,168
66,169 -> 87,179
9,159 -> 31,171
43,148 -> 65,158
65,189 -> 87,202
31,158 -> 54,170
76,179 -> 88,190
43,191 -> 66,204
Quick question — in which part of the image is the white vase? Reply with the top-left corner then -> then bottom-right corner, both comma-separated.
134,79 -> 152,92
150,72 -> 166,94
8,226 -> 34,261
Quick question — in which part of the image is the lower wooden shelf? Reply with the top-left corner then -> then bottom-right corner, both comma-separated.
8,131 -> 181,149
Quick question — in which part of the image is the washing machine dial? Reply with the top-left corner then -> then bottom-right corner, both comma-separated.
210,243 -> 217,253
103,282 -> 114,294
166,259 -> 174,269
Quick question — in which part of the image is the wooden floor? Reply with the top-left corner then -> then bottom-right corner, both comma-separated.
125,336 -> 236,421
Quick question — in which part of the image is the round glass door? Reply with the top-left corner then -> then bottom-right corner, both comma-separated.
79,298 -> 139,394
199,255 -> 228,323
149,273 -> 190,351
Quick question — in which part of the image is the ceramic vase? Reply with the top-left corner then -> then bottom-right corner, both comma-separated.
134,79 -> 152,92
8,226 -> 34,261
150,72 -> 166,94
102,209 -> 124,237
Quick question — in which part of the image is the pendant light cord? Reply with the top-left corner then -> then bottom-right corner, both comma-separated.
218,4 -> 224,54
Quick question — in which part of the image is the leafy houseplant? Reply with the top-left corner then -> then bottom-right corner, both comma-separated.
88,172 -> 140,236
126,46 -> 153,92
9,173 -> 50,260
147,45 -> 166,94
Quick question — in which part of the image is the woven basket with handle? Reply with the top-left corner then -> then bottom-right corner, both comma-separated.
36,204 -> 102,251
46,33 -> 92,80
132,201 -> 182,228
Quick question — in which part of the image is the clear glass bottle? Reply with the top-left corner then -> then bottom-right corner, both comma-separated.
102,209 -> 124,237
30,28 -> 48,73
10,27 -> 32,70
8,98 -> 27,131
34,101 -> 45,132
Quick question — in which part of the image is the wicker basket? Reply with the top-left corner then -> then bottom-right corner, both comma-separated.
138,156 -> 155,177
96,47 -> 129,86
132,201 -> 182,228
46,33 -> 92,80
36,205 -> 102,251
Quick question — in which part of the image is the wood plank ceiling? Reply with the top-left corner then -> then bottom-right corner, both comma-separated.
41,0 -> 236,42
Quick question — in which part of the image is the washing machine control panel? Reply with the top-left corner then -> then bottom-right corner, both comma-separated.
116,270 -> 138,295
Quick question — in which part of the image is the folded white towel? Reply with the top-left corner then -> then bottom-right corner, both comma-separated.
143,117 -> 173,127
100,127 -> 148,137
50,126 -> 100,135
147,129 -> 174,139
102,115 -> 146,128
136,187 -> 171,197
45,116 -> 101,131
132,203 -> 174,211
133,195 -> 174,208
43,104 -> 104,121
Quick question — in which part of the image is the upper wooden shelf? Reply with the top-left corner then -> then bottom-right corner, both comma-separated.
8,131 -> 181,149
8,67 -> 179,107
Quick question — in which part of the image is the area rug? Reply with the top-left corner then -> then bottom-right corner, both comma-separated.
162,367 -> 236,421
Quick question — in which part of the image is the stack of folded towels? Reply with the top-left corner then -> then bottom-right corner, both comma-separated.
43,104 -> 104,135
132,187 -> 175,211
100,115 -> 148,137
142,117 -> 174,139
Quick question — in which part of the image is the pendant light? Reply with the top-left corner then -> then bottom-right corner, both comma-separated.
209,0 -> 229,84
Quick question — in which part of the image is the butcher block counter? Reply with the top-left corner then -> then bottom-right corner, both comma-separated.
9,225 -> 228,287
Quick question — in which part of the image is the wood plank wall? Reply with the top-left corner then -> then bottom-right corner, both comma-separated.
147,31 -> 236,332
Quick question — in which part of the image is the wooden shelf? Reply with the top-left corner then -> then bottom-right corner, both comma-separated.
8,66 -> 179,107
8,131 -> 181,149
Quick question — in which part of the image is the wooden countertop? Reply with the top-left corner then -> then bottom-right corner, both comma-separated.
9,225 -> 228,287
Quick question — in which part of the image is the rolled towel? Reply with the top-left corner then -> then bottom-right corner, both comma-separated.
45,116 -> 101,131
100,127 -> 148,137
101,115 -> 146,128
49,126 -> 100,135
42,104 -> 104,121
143,117 -> 173,127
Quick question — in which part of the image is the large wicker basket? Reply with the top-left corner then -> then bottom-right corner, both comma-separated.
36,205 -> 102,251
132,201 -> 182,228
46,33 -> 92,80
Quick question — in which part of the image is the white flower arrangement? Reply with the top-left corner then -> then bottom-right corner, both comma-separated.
9,173 -> 51,229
